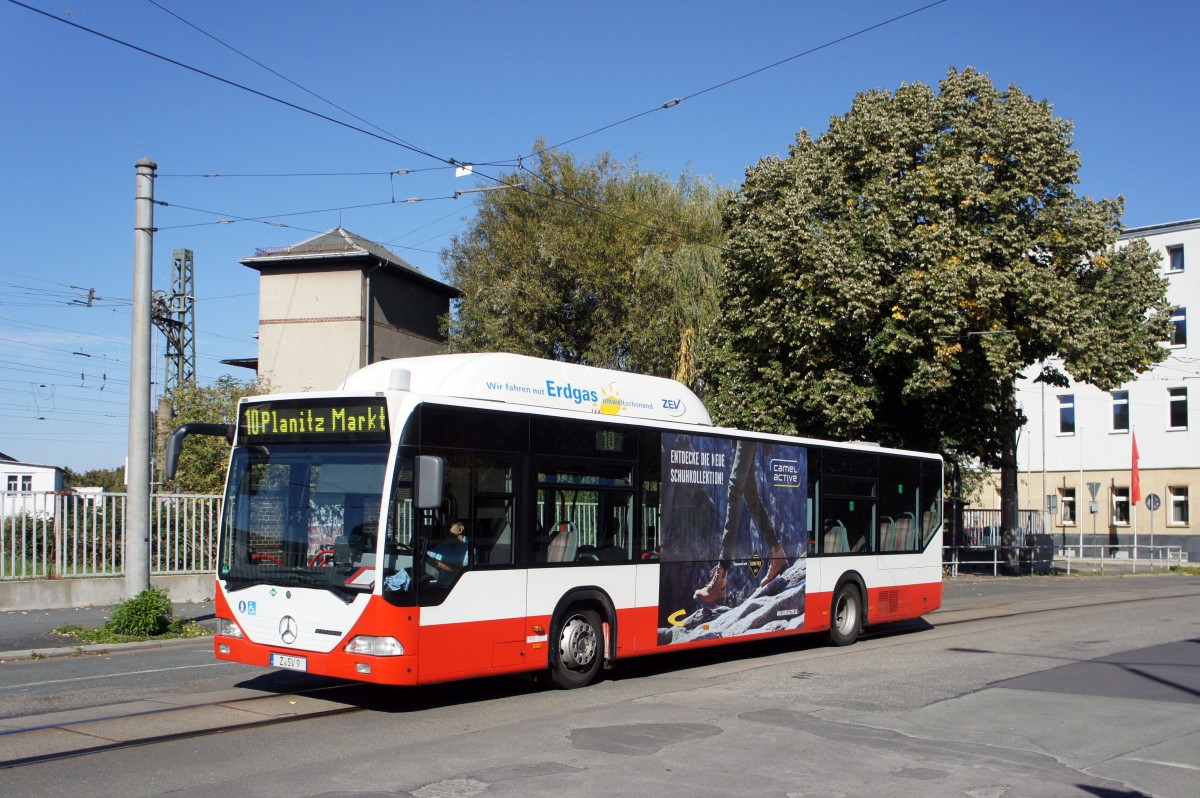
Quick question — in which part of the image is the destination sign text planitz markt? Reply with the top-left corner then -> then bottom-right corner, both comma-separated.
239,398 -> 389,443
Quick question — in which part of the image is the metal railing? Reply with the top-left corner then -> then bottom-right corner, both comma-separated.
1,491 -> 222,580
959,509 -> 1045,547
944,542 -> 1187,577
1058,544 -> 1185,574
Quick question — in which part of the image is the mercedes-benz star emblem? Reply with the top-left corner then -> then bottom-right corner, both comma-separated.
279,615 -> 298,645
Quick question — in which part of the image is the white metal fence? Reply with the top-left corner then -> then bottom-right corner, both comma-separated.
959,509 -> 1046,547
1,491 -> 222,580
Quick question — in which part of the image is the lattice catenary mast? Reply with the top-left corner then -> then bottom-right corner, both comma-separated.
152,248 -> 197,396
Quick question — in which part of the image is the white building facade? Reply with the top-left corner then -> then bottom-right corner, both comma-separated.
0,452 -> 65,518
973,218 -> 1200,562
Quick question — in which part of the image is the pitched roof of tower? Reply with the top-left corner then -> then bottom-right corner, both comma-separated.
241,227 -> 458,295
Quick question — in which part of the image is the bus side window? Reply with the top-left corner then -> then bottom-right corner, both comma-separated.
472,454 -> 516,566
822,497 -> 875,553
478,508 -> 513,564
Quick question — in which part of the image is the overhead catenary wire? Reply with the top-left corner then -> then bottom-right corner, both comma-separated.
517,0 -> 953,160
0,313 -> 253,372
153,198 -> 465,256
157,167 -> 451,178
5,0 -> 455,167
145,0 -> 431,156
11,2 -> 955,354
10,0 -> 952,259
154,195 -> 461,229
12,0 -> 959,268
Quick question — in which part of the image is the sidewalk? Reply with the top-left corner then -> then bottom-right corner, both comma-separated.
0,601 -> 215,661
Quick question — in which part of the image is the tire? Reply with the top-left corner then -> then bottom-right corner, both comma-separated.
549,608 -> 603,689
828,582 -> 862,646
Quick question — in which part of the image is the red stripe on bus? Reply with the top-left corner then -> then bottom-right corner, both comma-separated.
212,582 -> 942,685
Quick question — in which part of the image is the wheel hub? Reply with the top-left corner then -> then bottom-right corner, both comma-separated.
835,594 -> 856,632
559,616 -> 597,669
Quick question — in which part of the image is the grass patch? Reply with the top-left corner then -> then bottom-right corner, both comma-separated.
53,618 -> 212,645
52,587 -> 212,645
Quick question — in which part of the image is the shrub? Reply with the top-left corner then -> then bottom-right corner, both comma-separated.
104,587 -> 174,637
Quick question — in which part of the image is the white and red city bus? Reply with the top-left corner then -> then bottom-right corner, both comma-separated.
168,353 -> 943,689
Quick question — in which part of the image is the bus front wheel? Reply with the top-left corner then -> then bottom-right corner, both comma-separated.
829,582 -> 861,647
550,608 -> 603,689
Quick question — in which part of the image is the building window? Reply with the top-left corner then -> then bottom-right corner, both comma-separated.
1060,487 -> 1076,525
1058,394 -> 1075,435
5,475 -> 16,492
21,475 -> 31,491
1169,486 -> 1189,525
1167,245 -> 1184,273
1111,390 -> 1129,432
1169,387 -> 1188,429
1112,487 -> 1130,525
1171,308 -> 1187,347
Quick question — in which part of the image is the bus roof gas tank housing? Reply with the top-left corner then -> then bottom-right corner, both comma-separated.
341,353 -> 712,426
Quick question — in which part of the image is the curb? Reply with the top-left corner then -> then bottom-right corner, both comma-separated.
0,634 -> 213,662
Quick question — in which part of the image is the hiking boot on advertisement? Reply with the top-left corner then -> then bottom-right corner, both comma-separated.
694,564 -> 728,604
758,543 -> 789,586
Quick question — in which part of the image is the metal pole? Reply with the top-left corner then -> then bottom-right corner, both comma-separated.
126,157 -> 156,598
1131,504 -> 1137,573
1142,506 -> 1152,556
1078,421 -> 1084,558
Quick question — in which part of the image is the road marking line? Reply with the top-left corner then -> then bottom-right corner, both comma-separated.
1127,757 -> 1200,772
0,662 -> 229,691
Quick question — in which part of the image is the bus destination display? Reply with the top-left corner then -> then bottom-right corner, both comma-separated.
240,398 -> 389,443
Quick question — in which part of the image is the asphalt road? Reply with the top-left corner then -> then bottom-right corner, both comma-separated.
0,574 -> 1198,797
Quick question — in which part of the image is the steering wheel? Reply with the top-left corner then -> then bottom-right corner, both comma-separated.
420,552 -> 444,579
251,553 -> 284,567
308,548 -> 335,567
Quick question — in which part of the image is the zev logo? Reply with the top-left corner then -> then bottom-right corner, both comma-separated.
661,398 -> 686,417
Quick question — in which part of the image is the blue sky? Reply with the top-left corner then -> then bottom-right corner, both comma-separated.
2,0 -> 1198,473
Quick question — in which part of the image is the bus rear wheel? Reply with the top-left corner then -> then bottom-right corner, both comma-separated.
829,582 -> 861,646
550,608 -> 603,689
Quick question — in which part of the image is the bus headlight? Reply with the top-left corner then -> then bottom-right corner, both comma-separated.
344,636 -> 404,656
215,617 -> 244,639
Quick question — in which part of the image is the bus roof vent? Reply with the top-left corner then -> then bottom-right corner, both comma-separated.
388,368 -> 412,392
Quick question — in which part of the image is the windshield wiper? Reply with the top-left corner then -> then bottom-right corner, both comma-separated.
222,575 -> 272,592
284,569 -> 361,603
223,565 -> 362,603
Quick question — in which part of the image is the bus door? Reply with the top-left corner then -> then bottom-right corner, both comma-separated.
528,456 -> 636,648
415,450 -> 527,681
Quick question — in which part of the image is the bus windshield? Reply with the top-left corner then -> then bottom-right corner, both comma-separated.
219,442 -> 392,598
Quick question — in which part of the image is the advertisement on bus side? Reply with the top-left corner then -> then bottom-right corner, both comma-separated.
657,434 -> 808,645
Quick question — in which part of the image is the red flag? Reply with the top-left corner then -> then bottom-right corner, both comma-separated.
1131,432 -> 1141,503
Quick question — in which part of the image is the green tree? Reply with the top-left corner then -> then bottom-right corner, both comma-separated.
64,466 -> 126,492
157,375 -> 269,494
442,142 -> 728,390
707,68 -> 1171,531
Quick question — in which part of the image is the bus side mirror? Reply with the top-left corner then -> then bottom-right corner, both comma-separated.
164,423 -> 234,480
414,455 -> 444,510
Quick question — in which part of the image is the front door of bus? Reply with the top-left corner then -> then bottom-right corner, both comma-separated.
416,451 -> 527,682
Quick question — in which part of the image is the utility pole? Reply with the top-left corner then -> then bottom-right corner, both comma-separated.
127,158 -> 156,598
